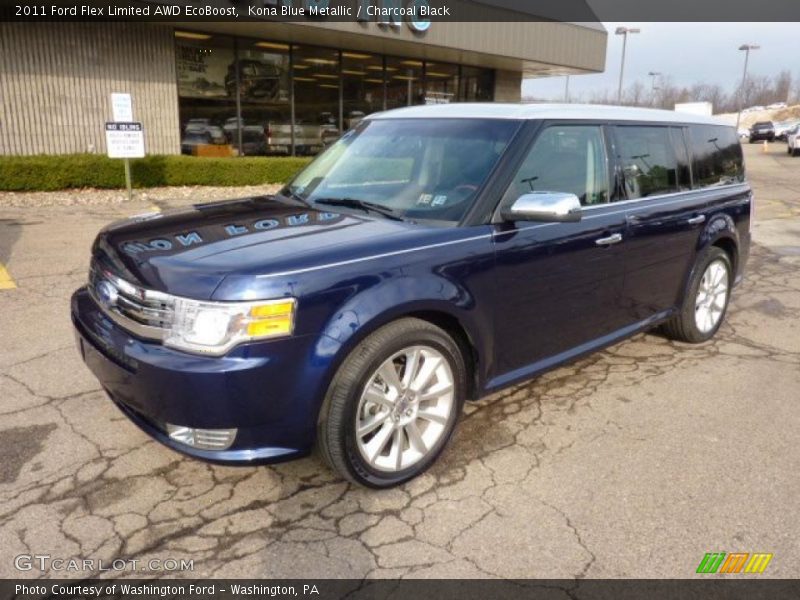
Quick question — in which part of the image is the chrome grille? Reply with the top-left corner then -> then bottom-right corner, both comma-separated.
89,266 -> 175,340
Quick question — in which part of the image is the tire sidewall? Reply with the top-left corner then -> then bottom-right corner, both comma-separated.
332,323 -> 466,488
684,248 -> 733,342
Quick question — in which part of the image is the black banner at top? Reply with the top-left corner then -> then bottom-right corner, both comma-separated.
1,0 -> 800,22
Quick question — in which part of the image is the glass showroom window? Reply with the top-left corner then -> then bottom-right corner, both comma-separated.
235,39 -> 291,156
386,57 -> 424,109
460,66 -> 494,101
424,62 -> 459,104
175,32 -> 237,156
342,51 -> 385,133
293,45 -> 341,155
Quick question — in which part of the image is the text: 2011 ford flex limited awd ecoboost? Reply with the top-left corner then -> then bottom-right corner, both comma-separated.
72,104 -> 751,488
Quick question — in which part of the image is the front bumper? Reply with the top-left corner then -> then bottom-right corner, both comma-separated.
749,132 -> 774,141
71,287 -> 327,465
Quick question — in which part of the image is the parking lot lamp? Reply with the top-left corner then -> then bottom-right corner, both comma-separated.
616,27 -> 641,103
648,71 -> 661,106
736,44 -> 760,129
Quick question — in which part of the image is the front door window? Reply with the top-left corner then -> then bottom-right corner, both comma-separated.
506,125 -> 609,206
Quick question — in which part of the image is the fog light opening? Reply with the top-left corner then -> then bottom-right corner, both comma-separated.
166,424 -> 237,450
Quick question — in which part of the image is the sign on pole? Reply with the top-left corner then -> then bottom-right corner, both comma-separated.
105,121 -> 144,202
107,93 -> 141,202
111,93 -> 133,122
105,122 -> 145,159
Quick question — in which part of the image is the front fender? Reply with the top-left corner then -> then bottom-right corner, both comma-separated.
312,274 -> 491,395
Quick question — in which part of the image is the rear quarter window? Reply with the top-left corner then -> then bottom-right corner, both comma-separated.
690,125 -> 744,188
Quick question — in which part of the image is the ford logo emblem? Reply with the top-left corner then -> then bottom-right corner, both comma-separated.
96,280 -> 118,308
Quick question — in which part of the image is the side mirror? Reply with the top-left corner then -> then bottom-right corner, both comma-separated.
502,192 -> 582,223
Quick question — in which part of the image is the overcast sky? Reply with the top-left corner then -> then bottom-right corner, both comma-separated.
522,23 -> 798,101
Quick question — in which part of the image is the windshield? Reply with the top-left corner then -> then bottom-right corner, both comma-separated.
284,118 -> 521,224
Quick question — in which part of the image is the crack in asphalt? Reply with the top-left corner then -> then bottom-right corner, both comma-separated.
1,194 -> 798,579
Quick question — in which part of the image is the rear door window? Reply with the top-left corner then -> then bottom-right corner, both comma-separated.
615,126 -> 685,199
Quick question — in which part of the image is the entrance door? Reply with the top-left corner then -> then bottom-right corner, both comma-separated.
489,123 -> 630,388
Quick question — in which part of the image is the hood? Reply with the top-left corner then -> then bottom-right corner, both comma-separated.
92,196 -> 428,299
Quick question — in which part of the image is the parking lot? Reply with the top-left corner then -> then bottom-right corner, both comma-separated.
0,143 -> 798,579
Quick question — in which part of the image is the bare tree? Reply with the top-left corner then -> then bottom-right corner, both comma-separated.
623,81 -> 647,106
774,70 -> 792,104
525,70 -> 798,112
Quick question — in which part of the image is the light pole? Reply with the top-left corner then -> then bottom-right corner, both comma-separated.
648,71 -> 661,106
736,44 -> 760,129
616,26 -> 641,104
564,75 -> 570,103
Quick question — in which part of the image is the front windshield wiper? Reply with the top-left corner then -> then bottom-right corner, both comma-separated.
313,197 -> 404,221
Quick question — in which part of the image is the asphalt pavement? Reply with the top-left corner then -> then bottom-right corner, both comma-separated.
0,144 -> 798,579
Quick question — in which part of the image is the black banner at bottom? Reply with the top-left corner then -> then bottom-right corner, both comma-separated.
3,579 -> 800,600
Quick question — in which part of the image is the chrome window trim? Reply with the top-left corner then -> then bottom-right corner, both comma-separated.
581,182 -> 750,212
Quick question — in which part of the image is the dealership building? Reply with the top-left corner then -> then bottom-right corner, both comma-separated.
0,11 -> 606,156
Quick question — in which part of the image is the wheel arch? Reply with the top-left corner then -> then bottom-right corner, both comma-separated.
401,309 -> 481,401
314,300 -> 486,407
680,215 -> 740,302
710,235 -> 738,276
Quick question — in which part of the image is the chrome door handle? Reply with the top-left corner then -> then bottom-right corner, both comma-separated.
595,233 -> 623,246
687,215 -> 706,225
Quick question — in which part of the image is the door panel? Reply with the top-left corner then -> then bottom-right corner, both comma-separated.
490,208 -> 628,382
488,122 -> 628,387
623,194 -> 708,319
612,125 -> 702,319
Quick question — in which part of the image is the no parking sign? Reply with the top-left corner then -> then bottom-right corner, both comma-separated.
105,122 -> 145,158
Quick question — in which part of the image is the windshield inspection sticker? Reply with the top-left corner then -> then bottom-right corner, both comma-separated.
432,195 -> 448,206
417,193 -> 433,205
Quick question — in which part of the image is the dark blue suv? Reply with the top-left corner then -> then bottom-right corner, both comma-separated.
72,104 -> 751,487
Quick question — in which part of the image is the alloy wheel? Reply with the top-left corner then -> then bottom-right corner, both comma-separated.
355,345 -> 455,472
694,259 -> 729,333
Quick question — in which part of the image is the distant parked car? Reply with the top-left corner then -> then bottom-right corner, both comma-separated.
773,121 -> 797,141
749,121 -> 775,143
319,111 -> 341,148
737,127 -> 750,140
346,111 -> 367,130
787,126 -> 800,156
181,126 -> 225,154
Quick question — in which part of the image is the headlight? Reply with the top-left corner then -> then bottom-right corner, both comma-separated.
164,297 -> 296,356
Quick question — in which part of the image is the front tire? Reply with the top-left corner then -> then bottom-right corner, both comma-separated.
317,318 -> 467,488
662,247 -> 733,343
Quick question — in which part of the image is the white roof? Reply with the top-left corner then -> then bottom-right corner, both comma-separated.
368,103 -> 728,126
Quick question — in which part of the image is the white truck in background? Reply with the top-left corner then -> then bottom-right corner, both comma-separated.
674,102 -> 714,116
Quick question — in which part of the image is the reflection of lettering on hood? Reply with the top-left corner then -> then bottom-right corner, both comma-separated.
121,211 -> 340,255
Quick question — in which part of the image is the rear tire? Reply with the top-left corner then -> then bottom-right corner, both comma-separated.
317,318 -> 466,488
662,247 -> 733,344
